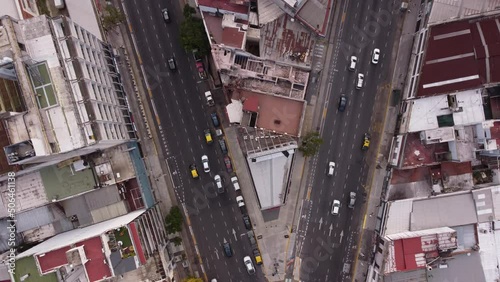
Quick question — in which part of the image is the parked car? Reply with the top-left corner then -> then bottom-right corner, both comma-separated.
253,248 -> 263,265
196,61 -> 207,80
362,133 -> 370,151
243,214 -> 252,230
205,91 -> 214,106
224,156 -> 233,173
211,113 -> 220,127
218,139 -> 228,154
231,176 -> 241,191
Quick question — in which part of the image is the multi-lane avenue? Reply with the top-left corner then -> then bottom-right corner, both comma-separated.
122,0 -> 263,280
296,0 -> 400,280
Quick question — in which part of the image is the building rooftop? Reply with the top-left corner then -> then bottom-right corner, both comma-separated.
411,193 -> 478,231
260,14 -> 314,68
232,89 -> 306,136
428,0 -> 500,25
40,165 -> 96,201
417,15 -> 500,97
222,26 -> 246,49
407,89 -> 484,132
400,132 -> 450,168
257,0 -> 285,25
66,0 -> 103,40
18,209 -> 145,259
198,0 -> 249,15
295,0 -> 333,37
13,256 -> 57,282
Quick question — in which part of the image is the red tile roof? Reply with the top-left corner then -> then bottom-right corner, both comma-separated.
440,161 -> 472,176
418,15 -> 500,97
37,237 -> 112,281
129,222 -> 146,264
198,0 -> 248,14
222,27 -> 245,49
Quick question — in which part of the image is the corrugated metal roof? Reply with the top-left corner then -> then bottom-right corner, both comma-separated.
257,0 -> 285,25
428,0 -> 500,25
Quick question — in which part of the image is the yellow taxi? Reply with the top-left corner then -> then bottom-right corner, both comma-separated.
204,129 -> 213,144
362,133 -> 370,151
189,164 -> 199,179
253,248 -> 262,265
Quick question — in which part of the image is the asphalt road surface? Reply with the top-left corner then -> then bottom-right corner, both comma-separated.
296,0 -> 401,281
123,0 -> 264,280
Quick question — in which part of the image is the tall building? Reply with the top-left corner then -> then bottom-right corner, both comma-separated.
0,14 -> 135,170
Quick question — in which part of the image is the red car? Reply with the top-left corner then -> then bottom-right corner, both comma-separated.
224,156 -> 233,173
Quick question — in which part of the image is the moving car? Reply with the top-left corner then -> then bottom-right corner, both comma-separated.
362,133 -> 370,151
327,161 -> 335,176
243,256 -> 256,274
242,214 -> 252,230
201,155 -> 210,173
348,55 -> 357,71
211,112 -> 220,127
356,73 -> 364,89
224,156 -> 233,173
348,192 -> 356,208
223,241 -> 233,257
338,95 -> 347,112
253,248 -> 263,265
371,48 -> 380,64
205,91 -> 215,106
168,57 -> 176,71
231,176 -> 241,191
331,200 -> 340,215
204,129 -> 213,144
189,164 -> 199,179
214,175 -> 223,193
162,8 -> 170,23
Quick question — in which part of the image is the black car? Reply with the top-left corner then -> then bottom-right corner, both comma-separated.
223,242 -> 233,257
338,95 -> 347,112
211,113 -> 220,127
243,214 -> 252,230
219,139 -> 228,154
162,8 -> 170,23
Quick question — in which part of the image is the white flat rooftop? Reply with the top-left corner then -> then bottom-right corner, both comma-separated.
408,89 -> 484,132
247,144 -> 296,210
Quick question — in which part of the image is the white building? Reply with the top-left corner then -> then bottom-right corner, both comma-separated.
0,15 -> 135,167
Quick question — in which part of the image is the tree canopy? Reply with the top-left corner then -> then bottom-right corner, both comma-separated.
164,206 -> 184,234
179,5 -> 210,56
299,131 -> 323,157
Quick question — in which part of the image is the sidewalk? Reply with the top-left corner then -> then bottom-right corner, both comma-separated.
103,0 -> 203,280
351,0 -> 423,281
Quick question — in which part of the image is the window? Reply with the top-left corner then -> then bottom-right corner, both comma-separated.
29,62 -> 57,108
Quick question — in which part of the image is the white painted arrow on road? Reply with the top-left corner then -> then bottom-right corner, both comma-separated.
329,224 -> 333,236
319,217 -> 323,230
232,229 -> 238,241
339,230 -> 344,243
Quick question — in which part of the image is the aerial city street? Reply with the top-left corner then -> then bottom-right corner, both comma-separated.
0,0 -> 499,282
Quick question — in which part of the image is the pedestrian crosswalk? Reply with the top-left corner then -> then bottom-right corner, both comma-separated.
313,43 -> 326,73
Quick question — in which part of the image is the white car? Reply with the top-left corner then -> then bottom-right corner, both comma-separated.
243,256 -> 255,274
348,55 -> 357,71
231,176 -> 241,191
236,196 -> 245,207
214,175 -> 223,193
205,91 -> 215,106
201,155 -> 210,173
371,48 -> 380,64
356,73 -> 364,89
327,162 -> 335,176
331,200 -> 340,215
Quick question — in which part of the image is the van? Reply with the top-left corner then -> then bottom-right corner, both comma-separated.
348,56 -> 357,71
168,57 -> 176,71
356,73 -> 364,89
